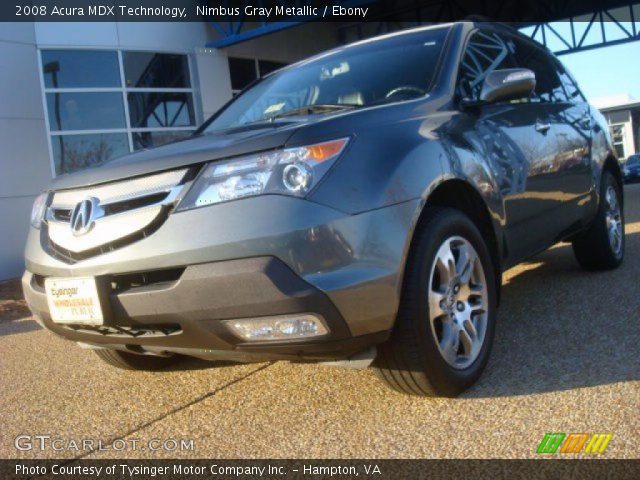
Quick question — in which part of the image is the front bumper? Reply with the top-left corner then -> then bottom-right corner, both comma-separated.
24,195 -> 420,361
23,257 -> 387,361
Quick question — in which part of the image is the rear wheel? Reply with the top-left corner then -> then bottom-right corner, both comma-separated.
572,171 -> 624,270
94,349 -> 179,371
375,207 -> 497,397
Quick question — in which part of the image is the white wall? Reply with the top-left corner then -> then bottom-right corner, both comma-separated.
195,48 -> 233,119
0,22 -> 50,280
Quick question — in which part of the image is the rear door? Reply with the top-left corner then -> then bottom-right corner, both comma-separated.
508,36 -> 594,244
549,59 -> 594,224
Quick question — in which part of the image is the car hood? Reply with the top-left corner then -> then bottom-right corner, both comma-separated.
50,122 -> 301,190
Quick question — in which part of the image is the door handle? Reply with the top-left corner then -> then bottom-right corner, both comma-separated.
535,122 -> 551,133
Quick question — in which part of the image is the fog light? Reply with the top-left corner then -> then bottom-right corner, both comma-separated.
223,314 -> 328,341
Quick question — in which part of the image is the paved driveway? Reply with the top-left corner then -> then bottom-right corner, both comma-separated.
1,184 -> 639,459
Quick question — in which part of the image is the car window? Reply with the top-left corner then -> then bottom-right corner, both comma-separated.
203,27 -> 450,132
510,36 -> 567,103
627,155 -> 640,166
553,59 -> 587,104
457,29 -> 567,104
456,30 -> 518,101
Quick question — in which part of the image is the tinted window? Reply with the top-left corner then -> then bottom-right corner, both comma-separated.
42,50 -> 121,88
229,57 -> 257,90
127,92 -> 195,128
457,30 -> 518,100
627,155 -> 640,165
123,52 -> 190,88
46,92 -> 126,131
51,133 -> 129,175
554,60 -> 586,103
207,27 -> 449,132
511,37 -> 565,103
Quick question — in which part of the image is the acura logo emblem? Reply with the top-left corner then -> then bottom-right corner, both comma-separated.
70,197 -> 99,236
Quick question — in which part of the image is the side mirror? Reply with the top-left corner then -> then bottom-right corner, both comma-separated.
479,68 -> 536,103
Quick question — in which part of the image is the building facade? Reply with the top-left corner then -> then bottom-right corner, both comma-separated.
597,98 -> 640,163
0,20 -> 338,280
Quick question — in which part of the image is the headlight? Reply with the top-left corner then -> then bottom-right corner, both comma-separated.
176,138 -> 349,211
30,193 -> 48,229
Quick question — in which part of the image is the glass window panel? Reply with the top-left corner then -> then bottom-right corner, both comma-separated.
229,57 -> 257,90
51,133 -> 129,175
123,52 -> 190,88
457,31 -> 518,100
127,92 -> 195,128
41,50 -> 120,88
132,130 -> 193,150
258,60 -> 287,77
511,36 -> 565,103
46,92 -> 125,131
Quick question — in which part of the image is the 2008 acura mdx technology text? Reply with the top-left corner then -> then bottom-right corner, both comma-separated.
23,22 -> 625,396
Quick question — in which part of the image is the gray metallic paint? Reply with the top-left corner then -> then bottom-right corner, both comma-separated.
24,22 -> 619,357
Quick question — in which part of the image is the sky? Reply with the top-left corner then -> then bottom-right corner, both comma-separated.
520,21 -> 640,103
561,42 -> 640,102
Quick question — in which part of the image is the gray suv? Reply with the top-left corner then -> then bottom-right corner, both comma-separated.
23,22 -> 624,396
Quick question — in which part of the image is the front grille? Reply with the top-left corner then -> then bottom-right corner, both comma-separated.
110,268 -> 184,292
61,324 -> 182,338
52,209 -> 71,222
43,167 -> 199,263
44,208 -> 170,263
102,191 -> 170,215
33,267 -> 184,293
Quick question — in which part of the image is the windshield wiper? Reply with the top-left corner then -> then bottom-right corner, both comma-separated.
265,103 -> 359,122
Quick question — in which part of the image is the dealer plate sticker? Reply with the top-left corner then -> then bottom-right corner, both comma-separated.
44,277 -> 104,325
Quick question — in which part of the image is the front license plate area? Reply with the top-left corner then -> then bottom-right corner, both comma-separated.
45,277 -> 104,325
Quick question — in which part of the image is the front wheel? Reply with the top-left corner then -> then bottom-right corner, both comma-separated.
94,349 -> 180,371
572,171 -> 624,270
375,207 -> 497,397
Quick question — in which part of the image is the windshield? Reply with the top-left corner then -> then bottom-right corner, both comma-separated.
627,155 -> 640,166
203,26 -> 450,132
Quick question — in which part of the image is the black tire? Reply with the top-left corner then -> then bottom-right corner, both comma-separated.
375,207 -> 497,397
94,349 -> 179,371
572,171 -> 624,271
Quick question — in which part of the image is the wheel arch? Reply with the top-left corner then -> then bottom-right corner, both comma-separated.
401,178 -> 504,306
602,155 -> 624,206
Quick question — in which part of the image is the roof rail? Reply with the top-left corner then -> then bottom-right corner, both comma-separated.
464,16 -> 519,34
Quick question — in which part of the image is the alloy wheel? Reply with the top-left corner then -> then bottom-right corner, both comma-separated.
605,185 -> 623,257
427,236 -> 489,369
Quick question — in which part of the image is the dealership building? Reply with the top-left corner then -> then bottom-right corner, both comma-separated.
0,19 -> 343,280
595,95 -> 640,162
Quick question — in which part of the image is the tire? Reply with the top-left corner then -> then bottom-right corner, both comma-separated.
94,349 -> 179,371
375,207 -> 497,397
572,171 -> 624,271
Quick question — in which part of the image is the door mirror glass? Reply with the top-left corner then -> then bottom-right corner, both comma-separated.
479,68 -> 536,103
